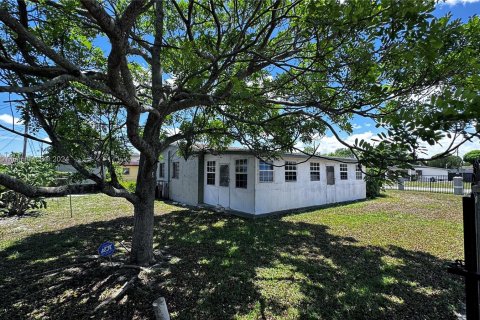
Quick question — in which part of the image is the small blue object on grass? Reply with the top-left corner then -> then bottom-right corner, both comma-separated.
98,241 -> 116,257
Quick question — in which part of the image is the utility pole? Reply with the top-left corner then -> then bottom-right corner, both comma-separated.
22,117 -> 29,160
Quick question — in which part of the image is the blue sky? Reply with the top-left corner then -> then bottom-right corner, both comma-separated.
307,0 -> 480,157
0,1 -> 479,158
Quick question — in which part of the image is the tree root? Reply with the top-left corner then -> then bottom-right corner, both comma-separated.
24,261 -> 92,278
93,275 -> 138,312
120,262 -> 164,273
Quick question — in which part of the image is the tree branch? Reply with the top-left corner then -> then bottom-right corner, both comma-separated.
0,173 -> 137,202
0,174 -> 100,197
0,75 -> 75,93
0,9 -> 80,73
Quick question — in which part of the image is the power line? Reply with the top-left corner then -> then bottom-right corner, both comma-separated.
28,138 -> 36,157
0,136 -> 19,152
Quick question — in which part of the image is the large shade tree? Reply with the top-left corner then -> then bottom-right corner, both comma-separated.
464,150 -> 480,165
0,0 -> 478,265
426,153 -> 463,169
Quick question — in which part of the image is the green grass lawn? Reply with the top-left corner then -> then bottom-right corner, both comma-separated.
0,191 -> 465,319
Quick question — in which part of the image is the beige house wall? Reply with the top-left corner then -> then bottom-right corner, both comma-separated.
122,165 -> 139,181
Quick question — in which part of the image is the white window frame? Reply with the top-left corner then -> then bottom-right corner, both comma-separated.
206,161 -> 216,185
310,162 -> 320,181
285,161 -> 297,182
356,164 -> 363,180
159,163 -> 165,178
235,159 -> 248,188
340,163 -> 348,180
259,160 -> 274,183
172,162 -> 180,179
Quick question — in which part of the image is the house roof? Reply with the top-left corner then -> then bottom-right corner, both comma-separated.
0,156 -> 14,165
122,154 -> 140,166
410,165 -> 449,170
202,146 -> 359,163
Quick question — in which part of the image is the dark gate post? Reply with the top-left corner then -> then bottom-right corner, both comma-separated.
463,194 -> 479,319
448,160 -> 480,320
466,160 -> 480,319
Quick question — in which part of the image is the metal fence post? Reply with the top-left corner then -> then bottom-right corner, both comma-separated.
465,191 -> 480,320
454,177 -> 464,195
398,178 -> 404,191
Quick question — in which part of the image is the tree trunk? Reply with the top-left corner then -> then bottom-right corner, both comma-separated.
131,193 -> 155,265
130,156 -> 157,265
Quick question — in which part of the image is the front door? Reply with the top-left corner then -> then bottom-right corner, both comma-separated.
218,164 -> 230,208
326,166 -> 336,203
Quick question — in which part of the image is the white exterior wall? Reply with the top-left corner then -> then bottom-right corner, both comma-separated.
254,157 -> 366,215
158,147 -> 366,216
203,154 -> 256,214
157,146 -> 199,206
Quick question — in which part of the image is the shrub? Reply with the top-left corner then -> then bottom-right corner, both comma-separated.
120,181 -> 136,193
365,169 -> 384,198
0,190 -> 47,216
0,157 -> 57,216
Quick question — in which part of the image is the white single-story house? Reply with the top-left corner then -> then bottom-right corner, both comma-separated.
391,165 -> 449,178
156,145 -> 366,217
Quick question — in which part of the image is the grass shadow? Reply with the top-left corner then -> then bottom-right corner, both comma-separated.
0,205 -> 464,319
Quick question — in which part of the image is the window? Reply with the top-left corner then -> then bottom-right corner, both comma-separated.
340,164 -> 348,180
172,162 -> 179,179
207,161 -> 216,185
326,166 -> 335,185
285,161 -> 297,182
310,162 -> 320,181
235,159 -> 248,188
122,167 -> 130,175
159,163 -> 165,178
259,161 -> 274,183
356,164 -> 363,180
220,164 -> 229,187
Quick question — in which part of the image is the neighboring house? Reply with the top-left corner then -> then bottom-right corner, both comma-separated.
122,155 -> 140,181
0,155 -> 15,166
156,145 -> 366,217
448,166 -> 474,182
391,165 -> 449,178
410,165 -> 449,177
56,155 -> 140,183
56,164 -> 102,184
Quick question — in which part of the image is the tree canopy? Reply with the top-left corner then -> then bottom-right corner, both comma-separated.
0,0 -> 479,264
426,153 -> 463,169
326,148 -> 355,159
463,150 -> 480,165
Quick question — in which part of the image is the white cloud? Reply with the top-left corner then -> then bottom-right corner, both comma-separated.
163,127 -> 179,136
0,114 -> 23,125
298,130 -> 478,158
352,123 -> 362,130
420,135 -> 480,157
442,0 -> 480,5
297,131 -> 375,154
